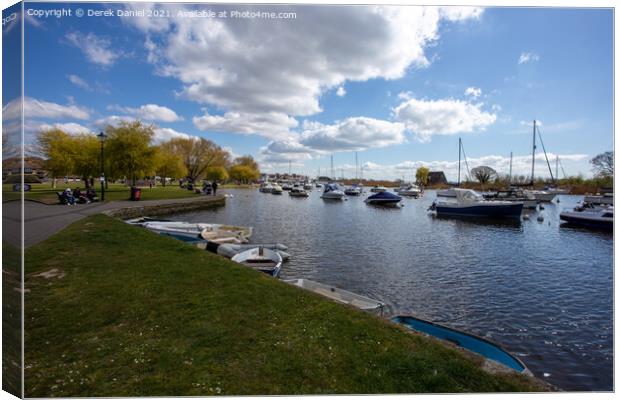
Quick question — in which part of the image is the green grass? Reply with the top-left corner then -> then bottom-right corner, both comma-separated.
24,215 -> 545,396
3,182 -> 202,204
2,242 -> 22,397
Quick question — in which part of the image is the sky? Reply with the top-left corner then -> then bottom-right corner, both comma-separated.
2,2 -> 614,181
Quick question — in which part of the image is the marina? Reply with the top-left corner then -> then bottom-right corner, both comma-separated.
166,188 -> 613,391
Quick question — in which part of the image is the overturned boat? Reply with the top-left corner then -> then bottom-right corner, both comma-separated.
392,315 -> 530,374
284,279 -> 385,315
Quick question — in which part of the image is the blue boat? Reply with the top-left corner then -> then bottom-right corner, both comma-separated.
430,189 -> 523,218
392,315 -> 528,374
365,191 -> 402,205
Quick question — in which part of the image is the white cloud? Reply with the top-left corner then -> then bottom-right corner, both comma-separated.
127,5 -> 483,139
37,122 -> 92,135
393,97 -> 496,142
65,31 -> 119,66
464,87 -> 481,98
93,115 -> 135,129
398,91 -> 414,100
336,86 -> 346,97
67,74 -> 91,91
518,52 -> 540,64
299,117 -> 406,152
3,97 -> 90,120
152,127 -> 193,143
110,104 -> 183,122
193,111 -> 298,140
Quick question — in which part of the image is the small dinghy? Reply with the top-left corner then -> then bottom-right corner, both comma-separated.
231,247 -> 283,277
195,241 -> 291,261
284,279 -> 385,315
392,315 -> 529,374
129,219 -> 253,244
365,191 -> 402,206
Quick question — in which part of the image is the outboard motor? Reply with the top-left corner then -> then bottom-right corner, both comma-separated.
427,201 -> 437,211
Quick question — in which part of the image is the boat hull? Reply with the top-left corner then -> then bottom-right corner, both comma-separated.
560,212 -> 613,231
392,315 -> 528,374
435,203 -> 523,218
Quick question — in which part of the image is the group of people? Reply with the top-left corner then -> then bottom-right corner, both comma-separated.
202,181 -> 218,195
59,187 -> 98,205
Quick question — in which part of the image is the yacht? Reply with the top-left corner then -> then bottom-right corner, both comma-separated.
271,183 -> 283,194
397,184 -> 421,197
321,183 -> 345,200
429,189 -> 523,218
370,185 -> 388,193
259,182 -> 273,193
289,185 -> 309,197
560,207 -> 613,231
484,189 -> 538,209
344,184 -> 363,196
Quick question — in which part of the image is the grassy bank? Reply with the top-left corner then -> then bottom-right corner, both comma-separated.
2,242 -> 22,397
24,215 -> 545,396
2,182 -> 202,204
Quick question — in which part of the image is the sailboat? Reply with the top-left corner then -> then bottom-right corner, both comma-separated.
523,120 -> 557,202
437,137 -> 470,198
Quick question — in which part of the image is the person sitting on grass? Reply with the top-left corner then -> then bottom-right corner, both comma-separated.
86,188 -> 98,202
73,188 -> 89,204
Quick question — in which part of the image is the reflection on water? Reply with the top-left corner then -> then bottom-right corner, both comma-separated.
171,189 -> 613,391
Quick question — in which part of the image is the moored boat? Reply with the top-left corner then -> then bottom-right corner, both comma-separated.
365,191 -> 402,206
370,185 -> 388,193
392,315 -> 530,374
430,189 -> 523,218
129,219 -> 253,243
437,188 -> 457,198
259,182 -> 273,193
397,184 -> 421,197
344,184 -> 363,196
289,185 -> 309,197
560,207 -> 613,231
321,183 -> 345,200
231,247 -> 282,277
484,189 -> 538,209
271,183 -> 283,194
284,279 -> 385,314
525,190 -> 556,203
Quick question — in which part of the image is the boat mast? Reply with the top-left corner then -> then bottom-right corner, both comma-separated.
458,137 -> 462,187
330,154 -> 334,180
509,151 -> 513,184
556,155 -> 559,181
530,120 -> 537,186
355,152 -> 358,180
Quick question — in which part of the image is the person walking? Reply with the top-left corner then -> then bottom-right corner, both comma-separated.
212,181 -> 218,195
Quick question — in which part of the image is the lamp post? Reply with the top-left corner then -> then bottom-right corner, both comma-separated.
97,132 -> 107,201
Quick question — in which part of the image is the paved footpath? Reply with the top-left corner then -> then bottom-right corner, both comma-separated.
2,195 -> 225,248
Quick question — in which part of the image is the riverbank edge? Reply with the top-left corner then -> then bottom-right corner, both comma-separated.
102,195 -> 226,219
22,215 -> 551,396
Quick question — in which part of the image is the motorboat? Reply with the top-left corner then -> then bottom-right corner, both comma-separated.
289,186 -> 309,197
397,184 -> 421,197
429,189 -> 523,218
370,185 -> 388,193
231,247 -> 282,277
392,315 -> 530,374
270,183 -> 283,194
560,207 -> 613,231
524,190 -> 556,203
259,182 -> 273,193
583,193 -> 614,206
484,189 -> 538,209
436,188 -> 457,197
315,182 -> 323,188
365,191 -> 402,206
321,183 -> 345,200
284,279 -> 385,315
196,241 -> 291,262
344,185 -> 363,196
128,219 -> 253,243
303,182 -> 313,190
281,182 -> 293,191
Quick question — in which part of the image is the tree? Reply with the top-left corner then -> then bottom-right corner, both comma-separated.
154,144 -> 187,186
205,166 -> 229,182
234,155 -> 259,171
72,134 -> 101,187
471,166 -> 497,185
164,137 -> 230,182
105,121 -> 157,186
590,151 -> 613,178
229,165 -> 260,183
415,166 -> 430,185
37,129 -> 77,188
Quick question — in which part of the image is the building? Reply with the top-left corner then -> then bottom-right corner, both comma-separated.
428,171 -> 448,185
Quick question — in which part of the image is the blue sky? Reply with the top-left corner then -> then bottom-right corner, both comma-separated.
4,2 -> 613,181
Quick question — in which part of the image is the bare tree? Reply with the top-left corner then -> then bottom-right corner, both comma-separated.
471,165 -> 497,184
590,151 -> 613,178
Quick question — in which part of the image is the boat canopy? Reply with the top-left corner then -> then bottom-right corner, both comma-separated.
454,188 -> 484,203
369,191 -> 401,200
324,183 -> 341,192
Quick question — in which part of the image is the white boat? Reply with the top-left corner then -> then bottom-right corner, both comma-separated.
430,189 -> 523,218
196,241 -> 291,261
271,184 -> 283,194
560,207 -> 613,231
303,182 -> 313,190
525,190 -> 556,203
231,247 -> 282,277
289,186 -> 309,197
284,279 -> 385,315
259,182 -> 273,193
397,184 -> 421,197
321,183 -> 345,200
130,219 -> 253,243
485,189 -> 538,209
344,185 -> 362,196
584,193 -> 614,206
281,182 -> 293,191
370,185 -> 387,193
437,188 -> 457,197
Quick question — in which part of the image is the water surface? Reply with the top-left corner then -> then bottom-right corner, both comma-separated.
171,188 -> 613,391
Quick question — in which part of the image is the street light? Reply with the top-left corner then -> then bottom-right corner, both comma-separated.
97,132 -> 107,201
